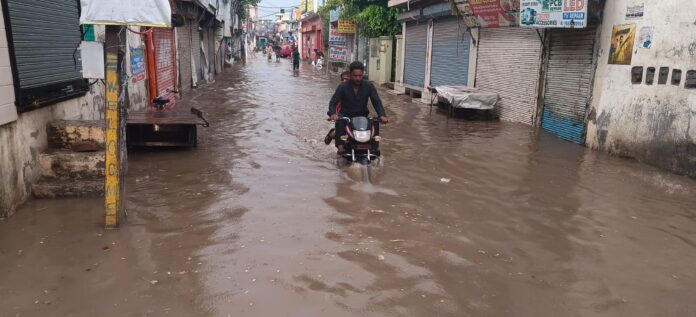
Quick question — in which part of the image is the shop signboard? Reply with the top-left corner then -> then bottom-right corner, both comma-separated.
338,21 -> 356,33
329,24 -> 346,46
330,46 -> 348,61
520,0 -> 588,28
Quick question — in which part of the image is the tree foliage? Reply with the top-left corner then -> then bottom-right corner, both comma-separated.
355,5 -> 400,38
317,0 -> 401,37
237,0 -> 261,22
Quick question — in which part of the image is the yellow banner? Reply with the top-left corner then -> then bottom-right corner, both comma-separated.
338,21 -> 356,33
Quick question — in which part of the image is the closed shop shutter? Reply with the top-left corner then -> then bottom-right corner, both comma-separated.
541,28 -> 597,144
153,28 -> 177,106
403,21 -> 428,88
3,0 -> 88,110
177,20 -> 193,94
208,27 -> 215,78
199,29 -> 207,81
191,22 -> 201,83
430,16 -> 471,87
475,28 -> 542,125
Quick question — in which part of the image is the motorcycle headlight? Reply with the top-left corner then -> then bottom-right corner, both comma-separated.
353,130 -> 371,143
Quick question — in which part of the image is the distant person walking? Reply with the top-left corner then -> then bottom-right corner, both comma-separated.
292,47 -> 300,72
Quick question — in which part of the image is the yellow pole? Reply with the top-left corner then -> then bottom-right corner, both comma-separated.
104,26 -> 123,228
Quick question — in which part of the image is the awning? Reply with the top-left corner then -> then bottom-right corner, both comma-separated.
80,0 -> 172,27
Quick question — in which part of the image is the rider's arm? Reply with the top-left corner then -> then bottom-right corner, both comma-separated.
368,82 -> 386,117
328,85 -> 343,116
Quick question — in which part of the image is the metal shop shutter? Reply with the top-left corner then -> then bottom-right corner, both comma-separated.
191,22 -> 201,83
3,0 -> 88,110
153,28 -> 177,106
208,27 -> 215,77
475,28 -> 543,125
176,20 -> 193,94
403,21 -> 428,88
541,28 -> 597,144
430,16 -> 471,87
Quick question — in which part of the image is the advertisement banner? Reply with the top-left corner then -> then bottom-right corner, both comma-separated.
338,21 -> 356,33
130,47 -> 147,83
329,24 -> 347,46
454,0 -> 519,28
520,0 -> 588,28
330,47 -> 348,61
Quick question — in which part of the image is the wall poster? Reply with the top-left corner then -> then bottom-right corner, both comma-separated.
636,26 -> 654,50
520,0 -> 588,28
626,1 -> 645,20
608,24 -> 636,65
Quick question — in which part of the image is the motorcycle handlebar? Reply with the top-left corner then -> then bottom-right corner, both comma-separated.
327,116 -> 384,123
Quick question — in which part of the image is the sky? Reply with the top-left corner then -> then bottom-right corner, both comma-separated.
256,0 -> 302,20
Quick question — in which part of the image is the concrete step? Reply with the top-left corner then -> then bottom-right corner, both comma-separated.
38,150 -> 105,179
47,120 -> 105,151
32,178 -> 103,199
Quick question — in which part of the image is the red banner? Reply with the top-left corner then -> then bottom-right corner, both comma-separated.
456,0 -> 519,28
469,0 -> 504,27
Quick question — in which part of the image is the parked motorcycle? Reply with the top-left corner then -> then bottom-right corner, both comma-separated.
337,116 -> 381,164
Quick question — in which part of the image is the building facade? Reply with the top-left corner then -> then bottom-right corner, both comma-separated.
300,13 -> 323,60
390,0 -> 695,177
0,2 -> 148,218
585,0 -> 696,177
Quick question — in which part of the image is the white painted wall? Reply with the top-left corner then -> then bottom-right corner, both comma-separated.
586,0 -> 696,177
0,5 -> 18,126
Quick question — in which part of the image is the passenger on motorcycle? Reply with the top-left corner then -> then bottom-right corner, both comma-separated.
323,71 -> 350,145
326,61 -> 389,152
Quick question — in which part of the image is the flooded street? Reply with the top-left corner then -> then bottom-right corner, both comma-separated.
2,58 -> 696,317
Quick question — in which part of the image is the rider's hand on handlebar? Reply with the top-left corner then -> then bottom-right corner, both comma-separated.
329,114 -> 338,121
379,116 -> 389,124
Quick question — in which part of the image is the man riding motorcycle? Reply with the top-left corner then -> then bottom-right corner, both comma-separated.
326,61 -> 389,153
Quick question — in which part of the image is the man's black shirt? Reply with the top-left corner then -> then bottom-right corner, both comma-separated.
328,80 -> 386,117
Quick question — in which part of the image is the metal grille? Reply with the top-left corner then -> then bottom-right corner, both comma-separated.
153,27 -> 177,106
475,28 -> 543,125
430,16 -> 471,87
403,21 -> 428,88
541,27 -> 597,144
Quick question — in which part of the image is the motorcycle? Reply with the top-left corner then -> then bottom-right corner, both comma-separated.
337,116 -> 382,164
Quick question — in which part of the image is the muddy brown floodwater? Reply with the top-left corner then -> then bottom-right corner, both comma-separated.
2,58 -> 696,317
